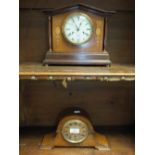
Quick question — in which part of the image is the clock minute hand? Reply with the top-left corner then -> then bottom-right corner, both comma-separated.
72,18 -> 79,31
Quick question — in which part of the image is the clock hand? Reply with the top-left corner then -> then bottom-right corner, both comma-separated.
78,20 -> 84,29
83,31 -> 89,36
71,18 -> 79,31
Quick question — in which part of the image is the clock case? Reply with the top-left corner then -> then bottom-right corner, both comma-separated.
41,108 -> 110,150
43,3 -> 115,66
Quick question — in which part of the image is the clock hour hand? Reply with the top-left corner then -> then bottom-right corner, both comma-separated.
83,32 -> 89,36
79,20 -> 84,28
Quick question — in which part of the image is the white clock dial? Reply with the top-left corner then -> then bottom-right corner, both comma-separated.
62,13 -> 93,45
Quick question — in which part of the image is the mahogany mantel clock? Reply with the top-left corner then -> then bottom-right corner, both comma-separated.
41,108 -> 109,150
43,3 -> 114,66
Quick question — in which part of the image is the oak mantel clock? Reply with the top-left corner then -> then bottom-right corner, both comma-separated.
43,3 -> 115,66
41,108 -> 110,150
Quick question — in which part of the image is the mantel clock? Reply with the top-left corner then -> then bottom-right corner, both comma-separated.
43,3 -> 115,66
41,108 -> 110,150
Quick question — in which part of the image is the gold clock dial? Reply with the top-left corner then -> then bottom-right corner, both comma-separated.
61,119 -> 89,143
62,13 -> 93,45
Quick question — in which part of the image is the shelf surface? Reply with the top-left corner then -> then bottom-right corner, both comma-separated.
20,127 -> 134,155
19,63 -> 135,81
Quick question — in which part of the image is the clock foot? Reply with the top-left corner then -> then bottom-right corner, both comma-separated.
94,132 -> 110,150
40,133 -> 54,150
45,64 -> 49,67
95,145 -> 110,151
42,62 -> 49,66
40,145 -> 53,150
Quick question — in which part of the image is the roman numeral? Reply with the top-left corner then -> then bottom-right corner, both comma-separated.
83,32 -> 89,36
67,32 -> 72,36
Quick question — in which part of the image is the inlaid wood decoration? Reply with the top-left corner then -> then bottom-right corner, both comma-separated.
43,4 -> 115,66
41,108 -> 109,150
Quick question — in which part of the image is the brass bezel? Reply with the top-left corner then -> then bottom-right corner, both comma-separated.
61,119 -> 89,143
62,12 -> 94,46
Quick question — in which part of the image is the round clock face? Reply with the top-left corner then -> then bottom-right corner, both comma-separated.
62,13 -> 93,45
61,119 -> 89,143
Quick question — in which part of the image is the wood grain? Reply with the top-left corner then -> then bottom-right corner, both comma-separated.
20,127 -> 135,155
19,63 -> 135,79
19,0 -> 135,11
19,80 -> 134,126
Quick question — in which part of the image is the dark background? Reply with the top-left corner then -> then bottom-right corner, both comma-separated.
19,0 -> 135,127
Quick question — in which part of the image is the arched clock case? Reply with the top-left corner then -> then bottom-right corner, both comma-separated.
41,108 -> 110,150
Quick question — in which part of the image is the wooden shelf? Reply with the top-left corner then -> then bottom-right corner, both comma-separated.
19,63 -> 135,81
20,128 -> 134,155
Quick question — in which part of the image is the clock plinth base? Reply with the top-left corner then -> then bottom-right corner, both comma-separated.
40,132 -> 110,151
43,51 -> 111,66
